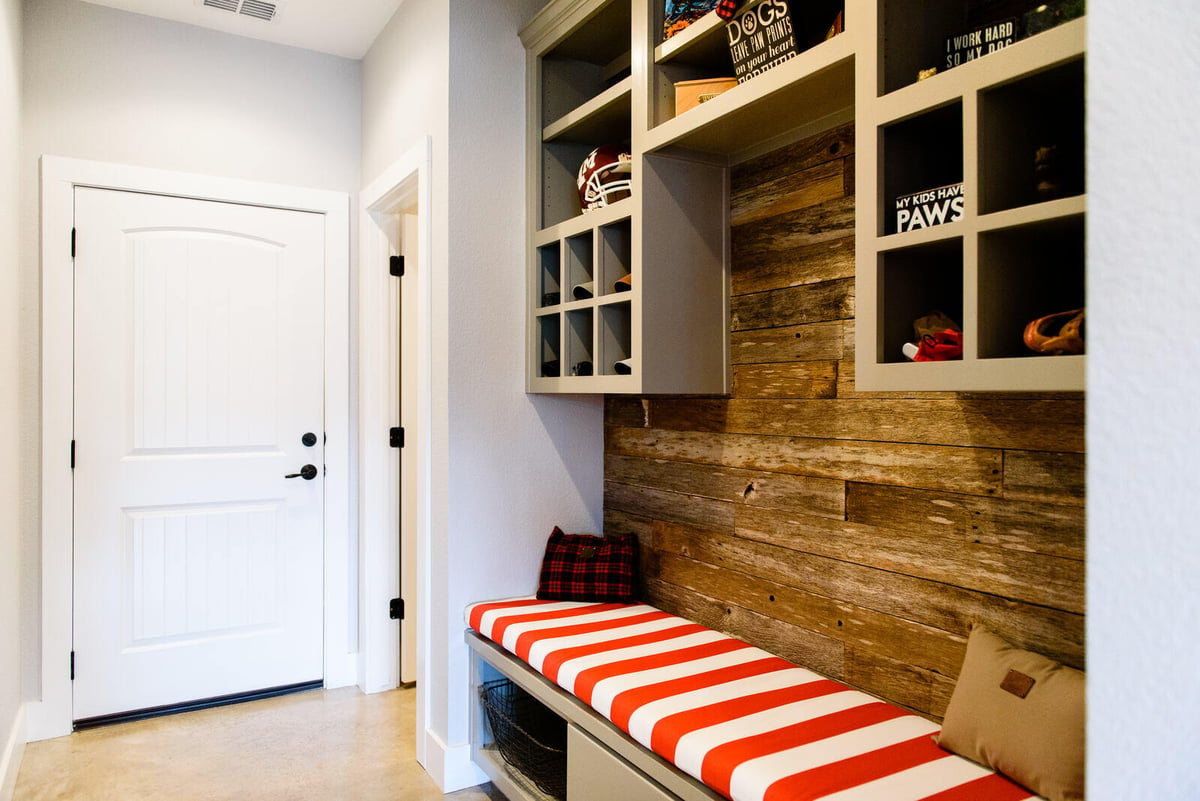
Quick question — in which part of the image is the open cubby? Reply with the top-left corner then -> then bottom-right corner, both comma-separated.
880,0 -> 1070,95
541,0 -> 631,125
651,15 -> 736,127
977,214 -> 1085,359
598,219 -> 631,297
565,308 -> 595,376
979,57 -> 1085,214
564,232 -> 595,301
598,301 -> 632,375
878,238 -> 964,364
538,244 -> 562,308
881,101 -> 963,235
537,314 -> 562,378
542,141 -> 594,228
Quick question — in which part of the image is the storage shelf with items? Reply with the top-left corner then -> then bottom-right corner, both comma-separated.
977,212 -> 1084,360
644,0 -> 853,159
855,0 -> 1086,391
523,0 -> 730,394
878,0 -> 1084,97
537,0 -> 633,230
978,56 -> 1084,214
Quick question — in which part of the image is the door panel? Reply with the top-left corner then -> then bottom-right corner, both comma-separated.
73,187 -> 325,721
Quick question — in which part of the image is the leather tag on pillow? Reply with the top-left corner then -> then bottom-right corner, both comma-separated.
1000,669 -> 1036,699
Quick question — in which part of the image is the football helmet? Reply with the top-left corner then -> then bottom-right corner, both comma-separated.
577,145 -> 632,211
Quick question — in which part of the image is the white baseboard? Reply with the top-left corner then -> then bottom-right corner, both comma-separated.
0,704 -> 26,801
422,727 -> 487,793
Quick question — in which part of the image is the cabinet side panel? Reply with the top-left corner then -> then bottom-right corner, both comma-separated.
639,154 -> 730,394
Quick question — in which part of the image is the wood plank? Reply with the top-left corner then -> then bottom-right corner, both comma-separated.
731,194 -> 855,259
1004,450 -> 1086,506
731,236 -> 855,297
731,277 -> 854,331
640,578 -> 845,678
732,361 -> 838,399
602,509 -> 656,552
846,482 -> 1085,560
646,397 -> 1086,452
731,123 -> 855,189
606,427 -> 1004,496
606,453 -> 845,519
930,675 -> 956,720
650,519 -> 1084,667
731,320 -> 844,365
604,396 -> 647,428
730,160 -> 845,227
843,646 -> 941,719
735,505 -> 1085,613
650,549 -> 968,677
604,481 -> 735,532
843,153 -> 855,197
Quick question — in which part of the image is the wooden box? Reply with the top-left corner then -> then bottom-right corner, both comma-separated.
674,77 -> 737,114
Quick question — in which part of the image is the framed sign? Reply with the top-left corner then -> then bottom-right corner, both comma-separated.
726,0 -> 843,84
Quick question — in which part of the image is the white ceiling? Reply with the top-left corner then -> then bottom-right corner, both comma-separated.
80,0 -> 405,59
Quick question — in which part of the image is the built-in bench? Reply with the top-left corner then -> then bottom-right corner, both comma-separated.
466,598 -> 1042,801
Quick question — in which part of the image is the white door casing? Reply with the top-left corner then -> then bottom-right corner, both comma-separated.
33,157 -> 353,741
358,140 -> 432,767
72,188 -> 325,720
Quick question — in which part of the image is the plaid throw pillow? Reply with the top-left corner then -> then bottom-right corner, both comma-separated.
716,0 -> 741,20
536,527 -> 638,603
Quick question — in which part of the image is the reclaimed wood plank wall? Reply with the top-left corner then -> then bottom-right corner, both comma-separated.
603,122 -> 1085,720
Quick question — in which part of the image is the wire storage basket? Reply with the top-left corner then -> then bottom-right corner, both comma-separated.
479,678 -> 568,800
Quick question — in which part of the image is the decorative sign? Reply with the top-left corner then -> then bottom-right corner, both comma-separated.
727,0 -> 800,84
944,18 -> 1017,70
895,183 -> 964,233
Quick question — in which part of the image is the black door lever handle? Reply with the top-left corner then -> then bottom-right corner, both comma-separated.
285,464 -> 318,480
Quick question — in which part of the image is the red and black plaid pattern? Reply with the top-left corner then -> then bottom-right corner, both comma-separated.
715,0 -> 741,20
536,527 -> 637,603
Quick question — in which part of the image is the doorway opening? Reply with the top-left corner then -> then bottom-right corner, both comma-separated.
359,139 -> 432,766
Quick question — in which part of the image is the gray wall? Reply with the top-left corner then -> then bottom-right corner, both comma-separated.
361,0 -> 602,788
1089,1 -> 1200,798
18,0 -> 363,701
2,0 -> 24,792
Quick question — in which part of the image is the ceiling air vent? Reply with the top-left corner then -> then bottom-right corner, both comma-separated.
201,0 -> 280,22
238,0 -> 277,21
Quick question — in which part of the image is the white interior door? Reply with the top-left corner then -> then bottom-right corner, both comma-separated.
72,187 -> 326,722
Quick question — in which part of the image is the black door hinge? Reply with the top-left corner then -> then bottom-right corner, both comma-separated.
71,228 -> 76,259
389,598 -> 404,620
389,255 -> 404,277
70,440 -> 76,469
389,427 -> 404,448
70,650 -> 75,681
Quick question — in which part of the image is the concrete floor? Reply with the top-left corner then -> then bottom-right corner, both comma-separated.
14,686 -> 507,801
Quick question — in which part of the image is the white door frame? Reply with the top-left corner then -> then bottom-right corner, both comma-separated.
31,156 -> 354,741
357,139 -> 432,753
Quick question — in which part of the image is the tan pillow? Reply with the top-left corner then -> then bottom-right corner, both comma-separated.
938,626 -> 1085,801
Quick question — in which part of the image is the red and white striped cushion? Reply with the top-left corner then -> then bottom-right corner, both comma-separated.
466,598 -> 1042,801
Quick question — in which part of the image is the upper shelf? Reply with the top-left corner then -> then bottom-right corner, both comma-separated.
874,16 -> 1085,120
544,75 -> 633,144
654,10 -> 727,66
643,32 -> 855,160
